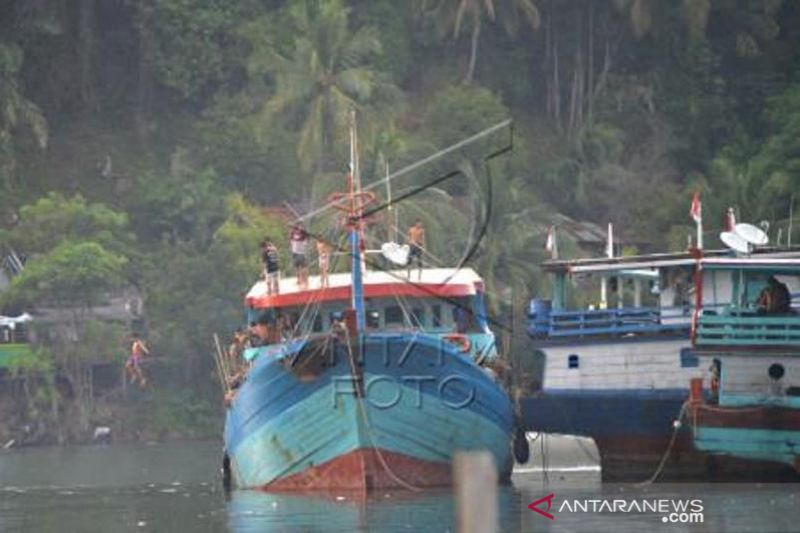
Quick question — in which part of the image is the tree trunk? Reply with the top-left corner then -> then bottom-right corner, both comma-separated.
463,17 -> 480,85
77,0 -> 96,109
586,1 -> 595,125
135,24 -> 152,143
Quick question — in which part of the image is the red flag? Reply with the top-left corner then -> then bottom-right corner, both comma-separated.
689,192 -> 702,223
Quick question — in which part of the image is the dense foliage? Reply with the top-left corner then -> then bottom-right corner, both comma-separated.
1,0 -> 799,440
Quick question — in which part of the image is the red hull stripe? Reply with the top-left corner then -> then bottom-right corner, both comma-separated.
692,404 -> 800,430
262,448 -> 451,491
247,282 -> 475,309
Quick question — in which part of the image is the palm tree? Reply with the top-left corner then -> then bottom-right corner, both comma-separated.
0,45 -> 47,190
425,0 -> 541,84
246,0 -> 396,174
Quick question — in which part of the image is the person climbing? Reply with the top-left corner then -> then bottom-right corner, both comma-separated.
317,239 -> 332,288
407,219 -> 425,280
125,334 -> 150,388
261,239 -> 280,295
290,224 -> 309,289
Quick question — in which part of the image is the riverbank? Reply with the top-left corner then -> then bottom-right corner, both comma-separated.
0,382 -> 222,449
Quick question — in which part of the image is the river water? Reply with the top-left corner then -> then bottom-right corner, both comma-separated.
0,437 -> 798,532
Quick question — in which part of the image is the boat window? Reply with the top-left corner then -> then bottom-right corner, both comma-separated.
411,307 -> 426,328
432,304 -> 442,327
367,310 -> 380,329
568,354 -> 580,369
451,298 -> 481,333
680,348 -> 698,368
384,306 -> 404,327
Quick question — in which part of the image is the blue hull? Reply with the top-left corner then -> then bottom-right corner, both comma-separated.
224,333 -> 514,490
520,389 -> 708,479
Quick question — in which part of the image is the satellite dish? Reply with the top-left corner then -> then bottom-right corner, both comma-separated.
720,231 -> 750,254
381,242 -> 410,266
734,223 -> 768,246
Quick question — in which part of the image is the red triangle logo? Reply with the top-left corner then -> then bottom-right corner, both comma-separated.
528,493 -> 555,520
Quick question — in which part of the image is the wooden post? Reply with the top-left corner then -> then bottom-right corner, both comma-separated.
454,452 -> 498,533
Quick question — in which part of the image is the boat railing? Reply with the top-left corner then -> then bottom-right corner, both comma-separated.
696,307 -> 800,347
528,304 -> 692,339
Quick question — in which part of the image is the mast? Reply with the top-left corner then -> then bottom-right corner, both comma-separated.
349,111 -> 367,331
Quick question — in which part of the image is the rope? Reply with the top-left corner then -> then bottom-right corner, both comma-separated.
342,326 -> 423,492
635,401 -> 690,486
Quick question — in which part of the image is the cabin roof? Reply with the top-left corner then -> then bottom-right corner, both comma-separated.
701,257 -> 800,272
245,267 -> 484,309
543,247 -> 800,274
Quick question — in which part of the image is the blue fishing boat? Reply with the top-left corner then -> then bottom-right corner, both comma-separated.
522,251 -> 699,479
522,245 -> 800,480
687,256 -> 800,478
222,119 -> 515,491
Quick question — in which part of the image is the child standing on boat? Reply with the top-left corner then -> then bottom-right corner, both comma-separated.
407,220 -> 425,280
290,224 -> 309,289
261,240 -> 280,295
317,239 -> 332,288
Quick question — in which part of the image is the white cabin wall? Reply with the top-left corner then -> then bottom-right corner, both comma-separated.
721,355 -> 800,397
702,270 -> 733,310
541,340 -> 702,390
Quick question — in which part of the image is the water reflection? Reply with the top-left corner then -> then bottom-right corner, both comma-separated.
226,486 -> 524,533
1,439 -> 799,532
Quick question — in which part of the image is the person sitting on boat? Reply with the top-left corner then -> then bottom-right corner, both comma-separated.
757,275 -> 791,314
290,223 -> 309,289
125,334 -> 150,388
261,240 -> 280,295
330,311 -> 347,339
250,315 -> 272,347
275,313 -> 293,343
317,239 -> 332,288
407,219 -> 425,280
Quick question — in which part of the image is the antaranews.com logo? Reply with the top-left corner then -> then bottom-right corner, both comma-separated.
529,493 -> 704,524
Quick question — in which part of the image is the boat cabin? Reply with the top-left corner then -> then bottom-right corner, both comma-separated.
528,251 -> 702,341
243,267 -> 497,362
694,257 -> 800,409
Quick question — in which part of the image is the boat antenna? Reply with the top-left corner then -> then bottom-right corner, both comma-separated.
789,195 -> 794,247
385,160 -> 399,242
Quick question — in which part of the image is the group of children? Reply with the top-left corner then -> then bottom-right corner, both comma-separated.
260,219 -> 427,294
260,223 -> 333,295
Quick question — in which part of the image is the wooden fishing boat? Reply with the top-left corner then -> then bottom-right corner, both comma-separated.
222,117 -> 516,491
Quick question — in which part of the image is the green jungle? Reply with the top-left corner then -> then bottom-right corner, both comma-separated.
0,0 -> 798,444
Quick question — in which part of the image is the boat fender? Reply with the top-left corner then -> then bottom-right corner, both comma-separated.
513,427 -> 530,464
222,452 -> 232,491
443,334 -> 471,352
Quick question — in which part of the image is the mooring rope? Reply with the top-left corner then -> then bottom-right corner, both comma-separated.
635,401 -> 690,486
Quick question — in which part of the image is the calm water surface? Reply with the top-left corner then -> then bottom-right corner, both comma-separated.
0,438 -> 798,532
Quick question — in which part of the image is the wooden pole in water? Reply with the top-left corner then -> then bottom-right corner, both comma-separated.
454,451 -> 498,533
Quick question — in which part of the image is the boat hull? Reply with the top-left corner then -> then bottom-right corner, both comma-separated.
224,333 -> 514,491
689,403 -> 800,479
